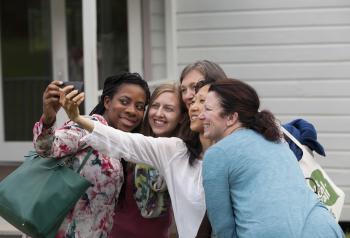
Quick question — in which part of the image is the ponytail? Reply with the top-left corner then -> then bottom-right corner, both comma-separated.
209,79 -> 282,143
249,110 -> 281,142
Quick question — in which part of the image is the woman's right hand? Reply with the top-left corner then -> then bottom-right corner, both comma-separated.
42,80 -> 68,126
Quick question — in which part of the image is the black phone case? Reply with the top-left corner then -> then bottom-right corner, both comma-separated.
61,81 -> 84,93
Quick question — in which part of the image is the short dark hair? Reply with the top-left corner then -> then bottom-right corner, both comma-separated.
89,72 -> 150,117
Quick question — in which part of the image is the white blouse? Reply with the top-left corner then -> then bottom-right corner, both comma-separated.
81,121 -> 206,238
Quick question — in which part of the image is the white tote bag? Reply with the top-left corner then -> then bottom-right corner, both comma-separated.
281,127 -> 345,221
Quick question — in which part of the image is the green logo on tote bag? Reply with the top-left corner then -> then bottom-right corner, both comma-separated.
309,170 -> 339,206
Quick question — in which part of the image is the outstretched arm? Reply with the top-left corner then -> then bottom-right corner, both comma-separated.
59,90 -> 187,172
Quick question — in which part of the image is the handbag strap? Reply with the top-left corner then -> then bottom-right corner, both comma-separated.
281,126 -> 304,150
281,126 -> 319,190
281,126 -> 313,156
29,147 -> 94,173
76,147 -> 93,173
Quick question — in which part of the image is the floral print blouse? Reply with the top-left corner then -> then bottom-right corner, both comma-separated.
33,114 -> 123,238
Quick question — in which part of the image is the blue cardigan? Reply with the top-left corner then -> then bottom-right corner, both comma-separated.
203,129 -> 343,238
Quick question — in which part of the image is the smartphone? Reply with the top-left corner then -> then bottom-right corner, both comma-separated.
60,81 -> 84,93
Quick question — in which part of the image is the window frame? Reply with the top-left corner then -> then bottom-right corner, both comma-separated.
0,0 -> 143,163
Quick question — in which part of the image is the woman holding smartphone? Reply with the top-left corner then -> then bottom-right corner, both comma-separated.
33,73 -> 150,238
58,75 -> 223,238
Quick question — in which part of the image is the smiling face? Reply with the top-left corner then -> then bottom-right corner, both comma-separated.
188,84 -> 210,133
200,91 -> 230,142
180,70 -> 204,109
103,83 -> 146,132
148,91 -> 183,137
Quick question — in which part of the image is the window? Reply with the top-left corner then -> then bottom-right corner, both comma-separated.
97,0 -> 129,89
0,0 -> 52,141
0,0 -> 133,142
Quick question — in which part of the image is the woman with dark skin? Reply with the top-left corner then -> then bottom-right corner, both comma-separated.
53,61 -> 224,238
33,73 -> 150,238
58,85 -> 208,237
57,78 -> 224,238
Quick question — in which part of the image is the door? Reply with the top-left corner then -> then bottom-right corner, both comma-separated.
0,0 -> 52,163
0,0 -> 142,164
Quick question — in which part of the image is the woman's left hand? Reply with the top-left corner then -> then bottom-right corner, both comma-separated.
59,89 -> 85,122
59,88 -> 94,133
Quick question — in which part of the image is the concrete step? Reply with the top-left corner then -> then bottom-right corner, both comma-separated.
0,218 -> 21,236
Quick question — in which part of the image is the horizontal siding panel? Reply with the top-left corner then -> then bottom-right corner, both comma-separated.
151,32 -> 165,47
151,14 -> 165,31
151,48 -> 166,64
261,98 -> 350,115
317,152 -> 350,169
150,0 -> 164,14
280,133 -> 350,157
150,0 -> 166,82
216,62 -> 350,80
341,206 -> 350,221
178,45 -> 350,64
278,116 -> 350,133
178,27 -> 350,47
178,0 -> 350,13
317,134 -> 350,151
249,80 -> 350,98
322,169 -> 350,186
151,64 -> 166,81
175,0 -> 350,222
177,9 -> 350,30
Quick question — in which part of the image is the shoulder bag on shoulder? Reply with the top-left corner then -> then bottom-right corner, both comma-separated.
0,148 -> 93,238
281,127 -> 345,221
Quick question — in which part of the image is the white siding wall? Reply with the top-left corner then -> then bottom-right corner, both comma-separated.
150,0 -> 167,81
176,0 -> 350,221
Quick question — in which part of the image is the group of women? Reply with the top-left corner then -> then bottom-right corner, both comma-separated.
34,60 -> 344,238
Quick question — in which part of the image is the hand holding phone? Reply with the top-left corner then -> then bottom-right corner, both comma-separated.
60,81 -> 84,93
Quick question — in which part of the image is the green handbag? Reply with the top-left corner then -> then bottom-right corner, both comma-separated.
0,148 -> 93,238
